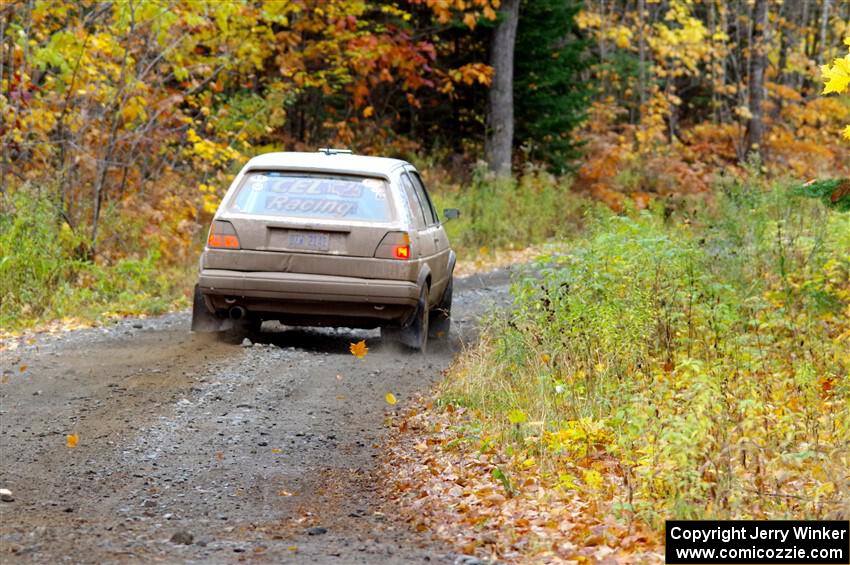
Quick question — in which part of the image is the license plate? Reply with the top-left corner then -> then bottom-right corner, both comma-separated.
287,231 -> 330,251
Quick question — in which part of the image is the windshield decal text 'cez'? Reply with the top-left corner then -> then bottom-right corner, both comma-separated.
270,179 -> 364,198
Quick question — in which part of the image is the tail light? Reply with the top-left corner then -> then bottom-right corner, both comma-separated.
375,231 -> 412,260
207,220 -> 241,249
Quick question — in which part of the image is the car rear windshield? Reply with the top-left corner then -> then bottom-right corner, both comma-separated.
229,171 -> 393,222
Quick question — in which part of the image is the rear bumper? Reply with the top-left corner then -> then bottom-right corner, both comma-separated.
199,269 -> 419,305
198,269 -> 419,327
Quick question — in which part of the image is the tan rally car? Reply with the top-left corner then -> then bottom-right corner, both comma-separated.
191,150 -> 458,350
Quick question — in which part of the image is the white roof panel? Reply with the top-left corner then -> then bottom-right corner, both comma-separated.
244,152 -> 409,177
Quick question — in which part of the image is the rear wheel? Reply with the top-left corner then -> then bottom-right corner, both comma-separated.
383,285 -> 429,351
191,284 -> 223,333
429,276 -> 452,339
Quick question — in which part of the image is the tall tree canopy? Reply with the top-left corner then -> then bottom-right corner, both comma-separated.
514,0 -> 590,173
1,0 -> 847,269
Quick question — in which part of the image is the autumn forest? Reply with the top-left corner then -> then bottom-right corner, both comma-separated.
1,0 -> 850,562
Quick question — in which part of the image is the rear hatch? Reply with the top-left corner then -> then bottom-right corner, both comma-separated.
207,171 -> 408,279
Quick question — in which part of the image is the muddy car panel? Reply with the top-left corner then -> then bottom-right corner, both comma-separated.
197,152 -> 455,329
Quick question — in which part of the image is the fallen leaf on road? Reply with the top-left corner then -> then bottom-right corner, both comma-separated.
271,448 -> 281,453
215,451 -> 224,460
66,434 -> 79,448
350,340 -> 368,358
385,392 -> 397,405
19,365 -> 27,372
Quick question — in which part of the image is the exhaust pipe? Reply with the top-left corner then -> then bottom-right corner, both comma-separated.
228,306 -> 246,320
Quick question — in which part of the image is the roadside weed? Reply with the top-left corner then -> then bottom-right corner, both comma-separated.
0,189 -> 192,331
441,180 -> 850,528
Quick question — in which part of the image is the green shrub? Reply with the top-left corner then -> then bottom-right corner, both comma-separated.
0,189 -> 190,331
442,180 -> 850,526
430,164 -> 590,256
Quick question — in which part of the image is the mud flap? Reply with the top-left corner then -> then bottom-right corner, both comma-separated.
398,286 -> 429,351
429,276 -> 452,339
191,284 -> 225,332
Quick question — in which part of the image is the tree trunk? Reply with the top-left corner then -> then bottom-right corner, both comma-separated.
91,7 -> 135,255
746,0 -> 769,160
817,0 -> 832,65
485,0 -> 520,177
637,0 -> 647,122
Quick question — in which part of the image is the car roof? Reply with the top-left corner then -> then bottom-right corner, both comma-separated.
243,152 -> 410,177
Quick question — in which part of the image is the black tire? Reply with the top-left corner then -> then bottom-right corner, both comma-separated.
191,284 -> 223,333
384,285 -> 429,351
429,276 -> 452,339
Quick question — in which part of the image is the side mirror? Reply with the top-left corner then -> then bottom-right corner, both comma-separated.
443,208 -> 460,221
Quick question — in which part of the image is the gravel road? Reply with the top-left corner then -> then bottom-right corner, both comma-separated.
0,269 -> 513,564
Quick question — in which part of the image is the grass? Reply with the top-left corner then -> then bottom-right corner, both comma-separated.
0,189 -> 193,335
440,175 -> 850,528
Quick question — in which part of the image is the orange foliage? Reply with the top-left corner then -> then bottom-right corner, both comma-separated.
575,93 -> 849,211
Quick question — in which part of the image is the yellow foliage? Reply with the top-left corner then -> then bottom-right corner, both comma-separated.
822,36 -> 850,141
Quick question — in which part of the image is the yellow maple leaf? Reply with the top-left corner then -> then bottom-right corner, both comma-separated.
385,392 -> 397,405
66,434 -> 79,448
350,340 -> 368,358
362,105 -> 374,118
843,125 -> 850,141
821,57 -> 850,95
